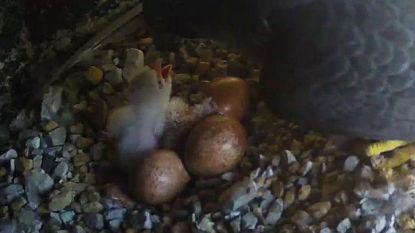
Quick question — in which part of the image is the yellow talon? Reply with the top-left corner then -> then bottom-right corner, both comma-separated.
360,140 -> 409,157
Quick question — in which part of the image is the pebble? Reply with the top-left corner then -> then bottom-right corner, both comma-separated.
230,216 -> 241,233
60,210 -> 75,224
308,201 -> 332,220
298,185 -> 311,201
398,215 -> 415,230
69,123 -> 84,134
0,184 -> 24,204
11,197 -> 27,211
0,149 -> 17,162
25,168 -> 54,208
103,64 -> 123,85
264,199 -> 284,226
283,150 -> 297,165
241,212 -> 258,230
300,161 -> 313,176
271,181 -> 284,198
41,86 -> 63,121
48,189 -> 76,211
53,161 -> 69,180
19,157 -> 33,171
86,66 -> 104,85
49,127 -> 67,146
105,208 -> 126,221
32,155 -> 43,168
284,188 -> 295,208
291,210 -> 313,229
73,153 -> 90,167
337,218 -> 352,233
75,137 -> 94,149
17,206 -> 43,232
85,213 -> 104,230
73,225 -> 87,233
361,215 -> 386,233
83,201 -> 104,213
344,156 -> 359,172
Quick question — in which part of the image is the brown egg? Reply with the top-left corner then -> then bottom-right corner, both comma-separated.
184,115 -> 247,177
203,76 -> 250,120
134,150 -> 190,205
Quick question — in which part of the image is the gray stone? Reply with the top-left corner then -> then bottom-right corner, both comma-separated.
72,225 -> 86,233
25,168 -> 54,208
230,216 -> 241,233
319,227 -> 333,233
197,214 -> 215,233
105,208 -> 126,220
283,150 -> 297,165
291,210 -> 313,229
362,215 -> 386,233
41,86 -> 63,121
337,218 -> 352,233
48,189 -> 76,211
27,137 -> 41,149
83,201 -> 104,213
103,65 -> 123,85
0,149 -> 17,162
32,155 -> 43,169
0,184 -> 24,204
220,178 -> 258,213
103,198 -> 123,210
0,220 -> 16,233
60,210 -> 75,224
241,212 -> 258,230
108,219 -> 122,231
53,161 -> 69,180
49,127 -> 67,146
17,206 -> 43,233
50,212 -> 62,225
85,213 -> 104,230
344,156 -> 359,172
265,198 -> 284,226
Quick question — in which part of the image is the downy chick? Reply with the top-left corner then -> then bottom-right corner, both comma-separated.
106,57 -> 172,170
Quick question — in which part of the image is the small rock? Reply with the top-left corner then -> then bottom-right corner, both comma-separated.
0,184 -> 24,204
101,82 -> 114,94
283,150 -> 297,165
60,210 -> 75,224
105,208 -> 126,220
291,210 -> 313,229
284,188 -> 295,208
337,218 -> 352,233
172,222 -> 190,233
33,155 -> 43,168
300,161 -> 313,176
41,86 -> 63,121
73,153 -> 90,167
298,185 -> 311,201
109,219 -> 122,231
75,137 -> 94,149
11,197 -> 27,211
0,149 -> 17,162
361,215 -> 386,233
91,143 -> 105,161
73,225 -> 86,233
103,64 -> 123,85
49,127 -> 67,146
20,157 -> 33,171
344,156 -> 359,172
48,189 -> 76,211
27,137 -> 41,149
69,124 -> 84,134
271,181 -> 284,198
83,201 -> 104,213
86,66 -> 103,85
17,206 -> 43,233
265,199 -> 283,226
25,168 -> 54,208
105,183 -> 135,208
319,227 -> 333,233
85,213 -> 104,230
230,216 -> 241,233
220,178 -> 257,213
308,201 -> 331,220
241,212 -> 258,230
397,214 -> 415,230
53,161 -> 69,180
